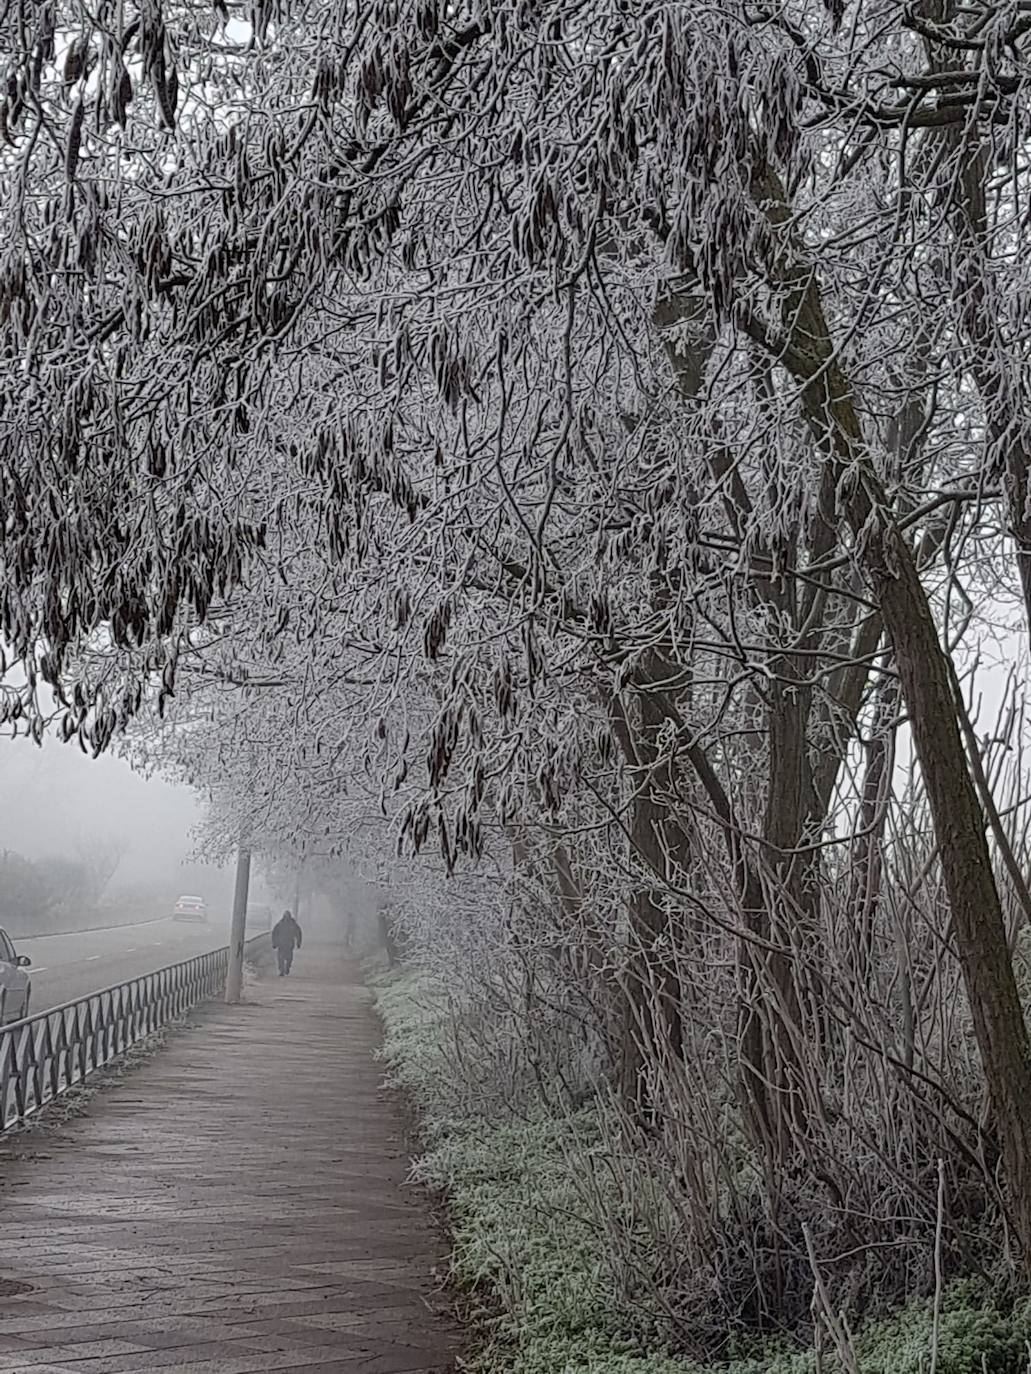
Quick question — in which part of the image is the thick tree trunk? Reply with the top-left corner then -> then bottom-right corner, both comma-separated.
929,71 -> 1031,659
552,840 -> 609,979
551,840 -> 619,1059
747,158 -> 1031,1266
754,665 -> 816,1149
660,287 -> 801,1141
622,794 -> 685,1111
618,649 -> 808,1153
610,662 -> 688,1118
846,677 -> 898,985
507,825 -> 542,1024
872,524 -> 1031,1257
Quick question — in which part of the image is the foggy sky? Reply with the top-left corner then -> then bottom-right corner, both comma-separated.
0,734 -> 232,901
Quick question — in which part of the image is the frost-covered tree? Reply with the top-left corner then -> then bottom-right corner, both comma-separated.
4,0 -> 1031,1301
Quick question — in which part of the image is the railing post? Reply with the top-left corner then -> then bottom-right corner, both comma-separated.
0,1032 -> 12,1130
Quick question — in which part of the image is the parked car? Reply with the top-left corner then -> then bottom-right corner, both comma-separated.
247,904 -> 273,932
0,928 -> 31,1024
172,895 -> 208,923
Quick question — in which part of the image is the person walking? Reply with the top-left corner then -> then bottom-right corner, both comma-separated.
271,909 -> 302,977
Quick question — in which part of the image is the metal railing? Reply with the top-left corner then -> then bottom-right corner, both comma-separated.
0,933 -> 271,1131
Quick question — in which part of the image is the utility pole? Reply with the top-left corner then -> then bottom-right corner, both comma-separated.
292,855 -> 304,923
225,844 -> 251,1004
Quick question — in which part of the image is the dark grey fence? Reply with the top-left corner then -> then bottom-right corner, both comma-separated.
0,934 -> 271,1130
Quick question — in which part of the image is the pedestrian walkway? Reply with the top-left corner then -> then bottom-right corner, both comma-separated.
0,948 -> 460,1374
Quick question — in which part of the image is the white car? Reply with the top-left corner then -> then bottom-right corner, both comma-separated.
0,928 -> 31,1024
172,895 -> 208,923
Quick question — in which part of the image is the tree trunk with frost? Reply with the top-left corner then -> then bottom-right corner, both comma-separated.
748,161 -> 1031,1265
610,660 -> 688,1118
846,678 -> 897,985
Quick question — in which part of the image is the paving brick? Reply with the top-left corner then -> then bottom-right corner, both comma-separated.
0,952 -> 460,1374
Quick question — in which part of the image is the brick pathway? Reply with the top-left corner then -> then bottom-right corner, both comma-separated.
0,949 -> 460,1374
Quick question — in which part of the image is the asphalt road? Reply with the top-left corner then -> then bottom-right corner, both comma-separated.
10,917 -> 233,1014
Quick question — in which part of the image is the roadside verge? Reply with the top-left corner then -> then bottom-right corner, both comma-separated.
371,967 -> 1031,1374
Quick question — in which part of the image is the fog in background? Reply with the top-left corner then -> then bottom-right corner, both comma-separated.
0,733 -> 236,912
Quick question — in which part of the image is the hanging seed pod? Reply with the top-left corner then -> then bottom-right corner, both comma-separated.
111,61 -> 133,127
596,725 -> 614,765
494,659 -> 515,720
155,65 -> 178,129
588,591 -> 612,636
120,18 -> 141,53
30,13 -> 51,92
63,37 -> 86,85
7,73 -> 23,130
422,600 -> 452,660
65,97 -> 85,181
148,438 -> 167,478
38,4 -> 56,61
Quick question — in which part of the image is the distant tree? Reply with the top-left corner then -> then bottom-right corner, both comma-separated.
0,849 -> 49,929
74,836 -> 127,906
39,855 -> 97,913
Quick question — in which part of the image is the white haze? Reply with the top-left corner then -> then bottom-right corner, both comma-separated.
0,733 -> 235,907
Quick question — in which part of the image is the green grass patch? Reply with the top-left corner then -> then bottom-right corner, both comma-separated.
373,968 -> 1031,1374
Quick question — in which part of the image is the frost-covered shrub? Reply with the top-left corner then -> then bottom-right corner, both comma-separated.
375,969 -> 1031,1374
413,1108 -> 684,1370
372,968 -> 460,1139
